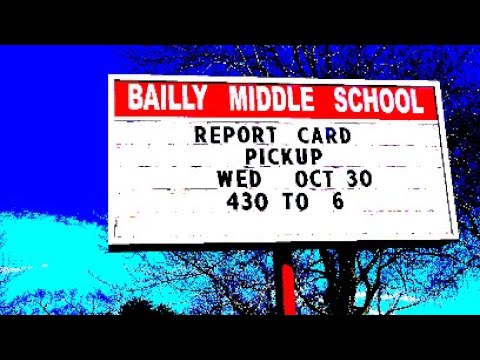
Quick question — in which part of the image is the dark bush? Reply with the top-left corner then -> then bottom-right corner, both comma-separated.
118,297 -> 175,316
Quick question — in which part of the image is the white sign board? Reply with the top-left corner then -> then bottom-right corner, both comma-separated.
108,75 -> 458,247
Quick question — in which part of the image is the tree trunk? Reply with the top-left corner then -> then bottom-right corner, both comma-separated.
326,247 -> 358,315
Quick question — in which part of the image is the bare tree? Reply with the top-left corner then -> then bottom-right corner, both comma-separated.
0,228 -> 28,314
3,288 -> 117,315
118,45 -> 480,315
126,251 -> 274,315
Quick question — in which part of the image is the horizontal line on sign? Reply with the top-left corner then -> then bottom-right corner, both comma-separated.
375,144 -> 437,147
151,187 -> 219,191
114,119 -> 164,122
362,209 -> 436,213
115,165 -> 443,169
330,121 -> 376,125
112,117 -> 440,123
186,187 -> 218,190
108,240 -> 454,252
322,165 -> 362,168
141,186 -> 431,192
114,144 -> 440,147
203,120 -> 281,124
111,77 -> 439,86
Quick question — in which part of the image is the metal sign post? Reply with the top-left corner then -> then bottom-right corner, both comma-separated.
273,248 -> 296,315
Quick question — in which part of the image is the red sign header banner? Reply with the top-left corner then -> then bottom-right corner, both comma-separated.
114,80 -> 438,120
113,80 -> 438,120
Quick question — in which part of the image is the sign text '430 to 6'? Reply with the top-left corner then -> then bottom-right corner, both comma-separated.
225,169 -> 373,212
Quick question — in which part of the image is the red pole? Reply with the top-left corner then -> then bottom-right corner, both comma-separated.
273,248 -> 296,315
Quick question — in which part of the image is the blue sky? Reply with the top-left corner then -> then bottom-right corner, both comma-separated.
0,213 -> 117,295
0,45 -> 479,314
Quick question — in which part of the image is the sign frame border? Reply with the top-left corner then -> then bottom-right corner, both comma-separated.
108,75 -> 459,251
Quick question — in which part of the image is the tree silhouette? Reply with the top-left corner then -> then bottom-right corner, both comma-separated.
2,288 -> 116,315
120,45 -> 480,315
119,297 -> 175,316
